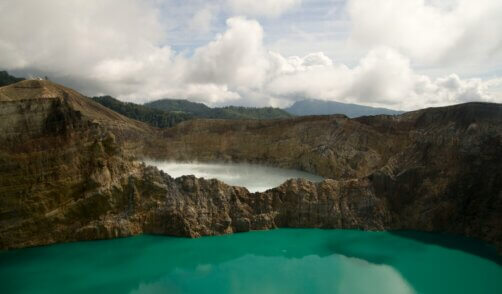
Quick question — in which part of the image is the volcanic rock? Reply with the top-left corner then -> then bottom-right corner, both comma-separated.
0,80 -> 500,253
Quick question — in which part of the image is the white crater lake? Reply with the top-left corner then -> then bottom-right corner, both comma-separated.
144,161 -> 324,192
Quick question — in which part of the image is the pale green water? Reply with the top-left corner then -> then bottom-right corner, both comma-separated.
144,161 -> 324,192
0,229 -> 500,294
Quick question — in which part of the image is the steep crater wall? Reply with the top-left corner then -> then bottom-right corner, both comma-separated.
139,103 -> 502,251
0,81 -> 500,254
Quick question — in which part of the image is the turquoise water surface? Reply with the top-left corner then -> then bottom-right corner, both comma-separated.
0,229 -> 501,294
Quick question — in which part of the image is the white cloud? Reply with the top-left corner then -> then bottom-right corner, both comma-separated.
422,74 -> 502,104
187,17 -> 269,89
265,52 -> 352,102
0,0 -> 166,72
226,0 -> 301,17
0,0 -> 500,110
348,47 -> 415,104
265,46 -> 501,110
348,0 -> 502,69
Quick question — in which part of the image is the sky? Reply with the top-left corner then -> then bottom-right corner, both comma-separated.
1,0 -> 501,110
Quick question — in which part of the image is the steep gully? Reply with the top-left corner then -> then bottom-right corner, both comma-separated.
0,80 -> 500,255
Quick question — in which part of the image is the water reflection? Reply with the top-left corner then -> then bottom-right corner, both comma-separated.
143,161 -> 323,192
130,255 -> 415,294
0,229 -> 500,294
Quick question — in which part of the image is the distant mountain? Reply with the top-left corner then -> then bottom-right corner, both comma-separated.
284,99 -> 403,118
145,99 -> 211,117
92,96 -> 192,128
145,98 -> 292,120
211,106 -> 293,120
93,97 -> 292,128
1,79 -> 502,255
0,71 -> 25,87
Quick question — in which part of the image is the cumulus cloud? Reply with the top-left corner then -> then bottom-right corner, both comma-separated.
266,46 -> 501,109
0,0 -> 500,110
226,0 -> 301,17
421,74 -> 502,104
0,0 -> 176,97
188,17 -> 269,89
348,0 -> 502,68
0,0 -> 165,70
349,48 -> 415,104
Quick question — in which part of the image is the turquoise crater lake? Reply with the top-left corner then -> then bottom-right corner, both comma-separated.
1,229 -> 501,294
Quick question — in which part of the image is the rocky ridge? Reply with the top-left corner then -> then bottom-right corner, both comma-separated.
0,80 -> 500,253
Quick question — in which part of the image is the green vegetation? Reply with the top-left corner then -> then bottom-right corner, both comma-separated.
211,106 -> 293,119
94,97 -> 292,129
145,99 -> 211,117
0,70 -> 290,126
92,96 -> 192,128
0,71 -> 25,87
145,99 -> 292,120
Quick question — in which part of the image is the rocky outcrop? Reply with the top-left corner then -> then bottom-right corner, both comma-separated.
140,172 -> 391,238
0,162 -> 390,249
145,102 -> 502,250
0,80 -> 500,253
0,80 -> 146,248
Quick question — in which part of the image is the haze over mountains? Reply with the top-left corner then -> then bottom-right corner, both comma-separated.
0,70 -> 486,126
0,71 -> 24,87
285,99 -> 403,118
145,98 -> 292,120
1,78 -> 501,253
147,98 -> 403,119
1,71 -> 404,128
1,1 -> 501,291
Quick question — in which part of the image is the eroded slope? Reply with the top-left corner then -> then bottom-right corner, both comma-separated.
0,80 -> 500,253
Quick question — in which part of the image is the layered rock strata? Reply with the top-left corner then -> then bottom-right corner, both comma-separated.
0,80 -> 500,253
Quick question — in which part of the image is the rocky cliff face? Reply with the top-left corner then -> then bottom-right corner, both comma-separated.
146,102 -> 501,249
0,80 -> 146,248
0,80 -> 500,253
